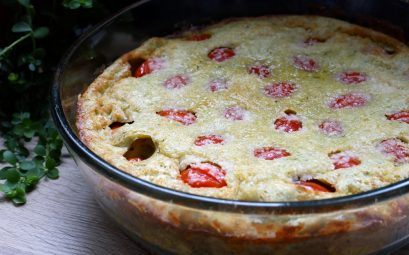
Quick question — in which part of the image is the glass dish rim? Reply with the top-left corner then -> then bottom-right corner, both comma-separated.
50,0 -> 409,213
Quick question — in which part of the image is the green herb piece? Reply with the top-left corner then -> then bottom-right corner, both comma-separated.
33,27 -> 50,39
11,22 -> 32,33
0,0 -> 129,206
63,0 -> 93,9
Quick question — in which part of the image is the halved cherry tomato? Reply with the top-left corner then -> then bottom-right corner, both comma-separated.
319,120 -> 344,136
296,180 -> 335,192
292,55 -> 320,72
134,58 -> 164,78
329,151 -> 361,169
181,163 -> 227,188
224,106 -> 246,121
263,82 -> 297,98
254,147 -> 291,160
304,37 -> 326,46
386,110 -> 409,124
328,92 -> 369,109
128,157 -> 143,162
208,47 -> 235,62
164,74 -> 190,89
274,114 -> 302,133
194,135 -> 224,146
157,109 -> 196,125
248,65 -> 271,78
336,71 -> 367,84
377,138 -> 409,163
209,79 -> 228,92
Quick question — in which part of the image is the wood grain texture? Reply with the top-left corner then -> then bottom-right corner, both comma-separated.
0,143 -> 409,255
0,146 -> 148,255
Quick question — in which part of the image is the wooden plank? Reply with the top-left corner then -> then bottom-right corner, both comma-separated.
0,144 -> 408,254
0,147 -> 147,255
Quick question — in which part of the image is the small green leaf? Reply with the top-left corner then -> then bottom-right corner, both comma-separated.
45,157 -> 56,169
3,151 -> 17,165
4,189 -> 16,199
17,0 -> 30,7
23,129 -> 36,138
63,0 -> 92,9
12,125 -> 24,136
20,161 -> 35,171
34,145 -> 46,156
4,181 -> 17,191
11,22 -> 32,33
12,187 -> 26,205
47,168 -> 59,180
27,166 -> 44,178
33,27 -> 49,39
26,175 -> 39,186
48,149 -> 61,162
8,73 -> 19,81
12,196 -> 26,205
1,182 -> 14,193
6,168 -> 20,183
0,167 -> 11,180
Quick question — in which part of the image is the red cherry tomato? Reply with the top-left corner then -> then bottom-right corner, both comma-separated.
208,47 -> 235,62
329,151 -> 361,169
254,147 -> 291,160
328,92 -> 370,109
336,71 -> 367,84
209,79 -> 228,92
128,157 -> 143,162
187,33 -> 211,41
194,135 -> 225,146
377,138 -> 409,163
296,180 -> 334,192
135,61 -> 150,78
292,55 -> 320,72
304,37 -> 326,46
181,163 -> 227,188
248,65 -> 271,78
224,106 -> 246,121
274,114 -> 303,133
386,110 -> 409,124
134,58 -> 164,78
157,109 -> 196,125
164,74 -> 190,89
263,82 -> 297,98
319,120 -> 344,136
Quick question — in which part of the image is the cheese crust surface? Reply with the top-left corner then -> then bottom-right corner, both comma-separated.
77,16 -> 409,201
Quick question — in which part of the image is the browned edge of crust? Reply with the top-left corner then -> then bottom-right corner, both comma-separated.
75,37 -> 167,147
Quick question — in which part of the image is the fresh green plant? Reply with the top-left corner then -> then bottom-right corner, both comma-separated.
0,0 -> 98,205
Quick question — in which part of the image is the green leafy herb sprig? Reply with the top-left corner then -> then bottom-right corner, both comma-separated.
0,113 -> 62,204
0,0 -> 95,205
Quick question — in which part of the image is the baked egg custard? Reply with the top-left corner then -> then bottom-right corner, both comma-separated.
77,16 -> 409,201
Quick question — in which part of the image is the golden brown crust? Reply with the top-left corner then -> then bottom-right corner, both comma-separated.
77,15 -> 409,202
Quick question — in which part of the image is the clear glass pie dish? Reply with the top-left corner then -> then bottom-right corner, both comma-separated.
51,1 -> 409,254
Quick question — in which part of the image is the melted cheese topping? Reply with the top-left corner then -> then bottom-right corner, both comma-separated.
77,16 -> 409,201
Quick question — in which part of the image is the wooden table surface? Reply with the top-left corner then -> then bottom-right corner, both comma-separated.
1,145 -> 409,255
0,146 -> 148,255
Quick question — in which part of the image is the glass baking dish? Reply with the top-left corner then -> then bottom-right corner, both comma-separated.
51,1 -> 409,254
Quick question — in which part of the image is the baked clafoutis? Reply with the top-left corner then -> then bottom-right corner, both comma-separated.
77,15 -> 409,202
